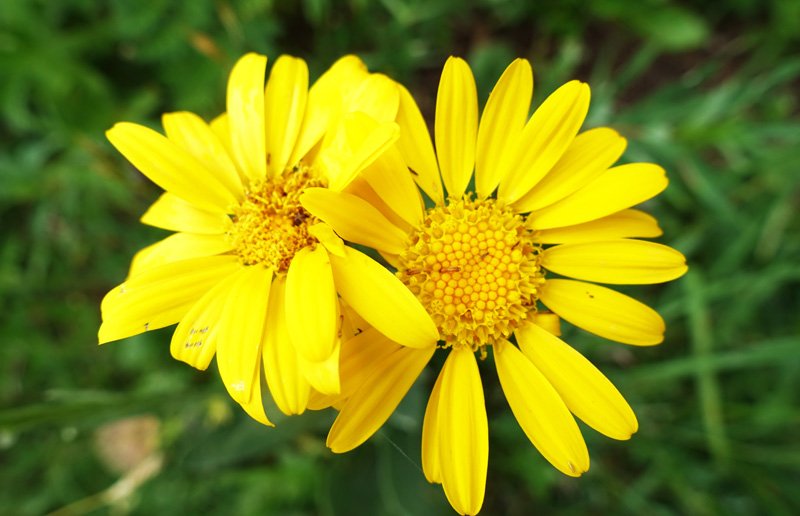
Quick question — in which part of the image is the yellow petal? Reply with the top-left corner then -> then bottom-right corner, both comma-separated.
494,340 -> 589,477
360,145 -> 424,227
329,246 -> 439,348
540,279 -> 665,345
170,275 -> 233,370
435,57 -> 478,199
300,188 -> 408,255
285,246 -> 339,362
141,193 -> 232,235
475,58 -> 533,199
264,55 -> 308,176
99,256 -> 240,344
529,163 -> 668,230
421,366 -> 444,484
306,328 -> 402,410
317,113 -> 400,191
534,209 -> 663,244
396,84 -> 444,205
438,348 -> 488,516
307,222 -> 346,257
215,266 -> 273,405
162,111 -> 243,199
338,328 -> 403,400
529,311 -> 561,336
516,322 -> 638,440
343,177 -> 414,235
226,52 -> 267,183
346,73 -> 400,123
106,122 -> 238,212
498,81 -> 591,203
542,239 -> 687,284
298,340 -> 341,396
237,369 -> 274,427
262,276 -> 311,415
327,345 -> 434,453
290,55 -> 368,165
514,127 -> 626,212
129,233 -> 232,277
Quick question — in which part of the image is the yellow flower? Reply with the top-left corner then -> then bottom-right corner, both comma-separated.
99,53 -> 437,426
302,57 -> 688,515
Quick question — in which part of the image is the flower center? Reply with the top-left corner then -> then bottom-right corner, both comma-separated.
227,166 -> 326,272
397,197 -> 544,351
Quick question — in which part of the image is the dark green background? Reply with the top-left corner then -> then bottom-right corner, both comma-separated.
1,0 -> 799,514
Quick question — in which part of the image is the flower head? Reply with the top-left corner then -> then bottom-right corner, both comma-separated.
99,53 -> 436,425
302,56 -> 687,514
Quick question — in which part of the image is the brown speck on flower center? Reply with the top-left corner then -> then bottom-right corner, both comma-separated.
227,165 -> 327,272
397,196 -> 544,353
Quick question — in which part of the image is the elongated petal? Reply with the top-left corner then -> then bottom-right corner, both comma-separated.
516,323 -> 637,440
327,345 -> 434,453
347,73 -> 400,123
534,209 -> 662,244
499,81 -> 591,203
318,112 -> 400,191
262,276 -> 310,415
475,59 -> 533,199
436,57 -> 478,199
170,275 -> 233,370
227,52 -> 267,183
360,145 -> 424,227
141,193 -> 232,235
542,240 -> 687,284
215,266 -> 273,405
129,233 -> 232,277
396,84 -> 444,205
494,340 -> 589,476
338,328 -> 403,400
285,246 -> 338,362
301,188 -> 408,255
265,55 -> 308,176
529,163 -> 668,230
540,279 -> 665,345
438,348 -> 488,516
329,247 -> 439,348
514,127 -> 626,212
422,367 -> 444,484
290,55 -> 368,165
99,256 -> 240,344
238,369 -> 274,427
162,111 -> 243,199
298,340 -> 341,396
107,123 -> 237,211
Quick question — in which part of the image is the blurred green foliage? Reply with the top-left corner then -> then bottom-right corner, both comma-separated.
1,0 -> 799,514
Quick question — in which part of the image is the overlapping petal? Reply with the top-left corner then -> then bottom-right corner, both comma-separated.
327,345 -> 434,453
494,340 -> 589,477
328,247 -> 439,349
475,58 -> 533,199
516,322 -> 638,440
226,52 -> 267,183
285,246 -> 339,363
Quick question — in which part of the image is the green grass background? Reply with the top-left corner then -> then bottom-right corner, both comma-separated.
1,0 -> 799,514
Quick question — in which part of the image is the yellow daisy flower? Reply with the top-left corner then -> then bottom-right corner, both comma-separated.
99,53 -> 436,426
301,57 -> 688,514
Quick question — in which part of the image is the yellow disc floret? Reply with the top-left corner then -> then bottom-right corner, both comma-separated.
397,197 -> 544,352
228,166 -> 326,271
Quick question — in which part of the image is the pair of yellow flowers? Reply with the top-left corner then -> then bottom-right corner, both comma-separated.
100,52 -> 687,515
